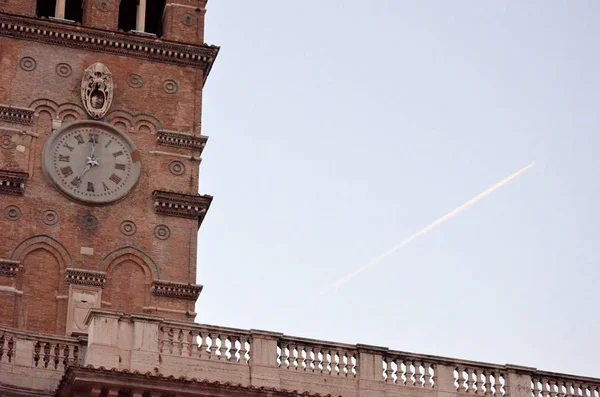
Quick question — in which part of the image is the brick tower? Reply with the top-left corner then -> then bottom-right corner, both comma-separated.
0,0 -> 217,338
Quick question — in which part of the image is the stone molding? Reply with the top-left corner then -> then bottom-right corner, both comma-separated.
152,190 -> 212,225
0,259 -> 19,277
0,104 -> 34,125
0,13 -> 219,77
151,280 -> 203,301
157,130 -> 208,153
0,169 -> 28,196
65,268 -> 107,288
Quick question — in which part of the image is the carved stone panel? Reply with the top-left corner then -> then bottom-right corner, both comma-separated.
81,63 -> 113,119
66,284 -> 102,336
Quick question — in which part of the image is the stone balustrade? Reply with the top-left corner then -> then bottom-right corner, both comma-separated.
0,325 -> 85,393
0,310 -> 598,396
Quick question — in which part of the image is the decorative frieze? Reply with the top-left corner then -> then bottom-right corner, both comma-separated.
0,259 -> 19,277
65,269 -> 107,288
0,170 -> 28,196
0,104 -> 34,125
0,14 -> 219,77
157,130 -> 208,153
152,190 -> 212,225
151,280 -> 203,300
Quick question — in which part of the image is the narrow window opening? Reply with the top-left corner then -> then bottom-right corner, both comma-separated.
145,0 -> 165,36
118,0 -> 137,32
64,0 -> 83,23
37,0 -> 57,18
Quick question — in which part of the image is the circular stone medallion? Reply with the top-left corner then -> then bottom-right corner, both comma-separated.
4,205 -> 21,221
120,220 -> 137,236
154,224 -> 170,240
19,57 -> 36,72
81,214 -> 98,229
0,135 -> 12,150
182,13 -> 194,26
127,74 -> 144,88
56,63 -> 72,77
162,80 -> 179,94
42,210 -> 59,225
169,160 -> 185,176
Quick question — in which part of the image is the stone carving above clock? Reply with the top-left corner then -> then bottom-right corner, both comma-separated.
42,120 -> 142,205
81,63 -> 113,120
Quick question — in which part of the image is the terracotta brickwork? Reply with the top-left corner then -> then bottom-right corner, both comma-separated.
0,0 -> 216,337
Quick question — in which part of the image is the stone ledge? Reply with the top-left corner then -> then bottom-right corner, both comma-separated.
157,130 -> 208,153
0,169 -> 28,196
65,269 -> 107,288
152,190 -> 212,226
151,280 -> 203,301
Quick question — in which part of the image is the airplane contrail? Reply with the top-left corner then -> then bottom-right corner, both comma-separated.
319,161 -> 536,296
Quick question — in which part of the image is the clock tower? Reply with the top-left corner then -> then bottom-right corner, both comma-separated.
0,0 -> 217,336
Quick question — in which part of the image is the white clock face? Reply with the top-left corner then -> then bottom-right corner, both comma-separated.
42,120 -> 141,205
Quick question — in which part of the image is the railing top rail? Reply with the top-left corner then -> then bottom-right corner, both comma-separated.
0,325 -> 84,344
532,370 -> 600,384
386,349 -> 507,371
160,320 -> 252,336
278,335 -> 357,351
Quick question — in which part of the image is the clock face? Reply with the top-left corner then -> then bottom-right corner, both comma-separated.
42,120 -> 141,205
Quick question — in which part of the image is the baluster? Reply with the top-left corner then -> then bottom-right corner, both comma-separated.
56,344 -> 65,371
457,367 -> 466,392
484,371 -> 492,396
466,368 -> 475,393
313,347 -> 323,373
177,329 -> 184,356
239,336 -> 248,363
432,364 -> 437,389
199,331 -> 207,358
533,379 -> 541,397
550,380 -> 558,397
405,359 -> 414,386
190,330 -> 199,358
218,334 -> 227,360
323,349 -> 331,375
541,380 -> 550,397
297,344 -> 305,370
7,337 -> 13,363
557,381 -> 566,397
158,326 -> 164,354
231,336 -> 240,362
475,371 -> 483,395
305,345 -> 314,372
423,363 -> 432,388
492,373 -> 501,397
414,360 -> 423,387
279,342 -> 288,368
333,351 -> 340,375
383,357 -> 393,383
167,327 -> 174,355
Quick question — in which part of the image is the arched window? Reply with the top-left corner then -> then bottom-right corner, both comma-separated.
118,0 -> 165,36
37,0 -> 83,23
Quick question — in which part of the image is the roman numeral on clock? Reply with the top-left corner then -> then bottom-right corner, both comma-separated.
103,182 -> 110,192
88,133 -> 98,143
74,134 -> 85,145
109,174 -> 122,184
62,143 -> 74,152
58,154 -> 70,162
115,163 -> 126,170
60,166 -> 73,177
112,151 -> 124,158
71,177 -> 82,188
87,182 -> 95,192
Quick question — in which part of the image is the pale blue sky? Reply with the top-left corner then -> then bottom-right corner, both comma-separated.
196,1 -> 599,377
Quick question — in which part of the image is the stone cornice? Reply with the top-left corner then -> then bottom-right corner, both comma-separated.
152,190 -> 212,226
0,13 -> 220,79
0,259 -> 19,278
157,130 -> 208,153
151,280 -> 203,301
0,104 -> 34,125
65,268 -> 107,288
0,169 -> 28,196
